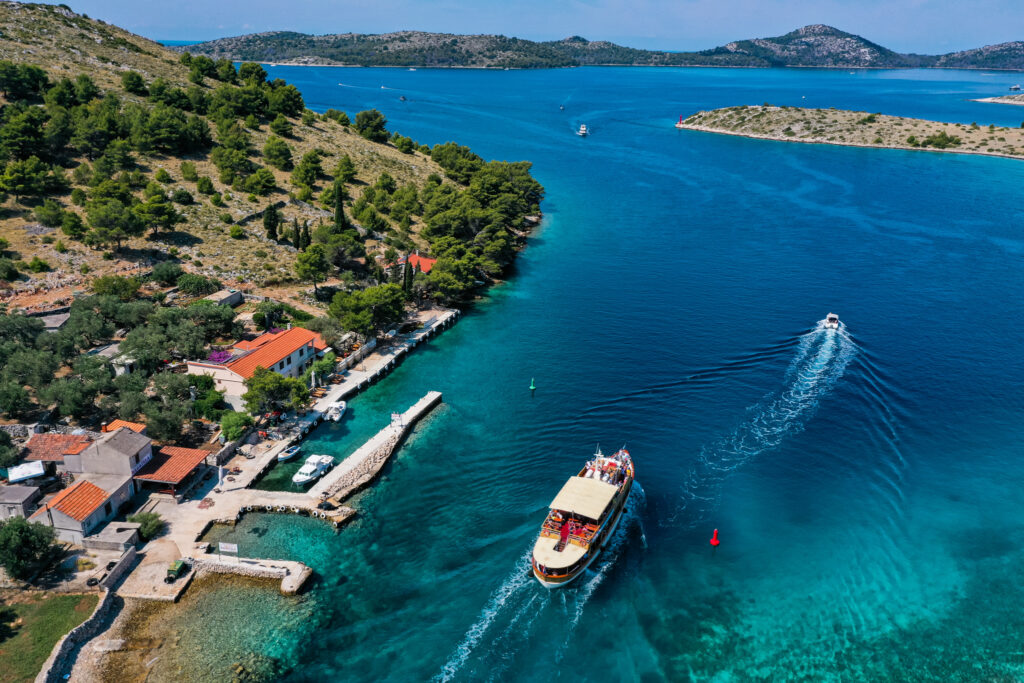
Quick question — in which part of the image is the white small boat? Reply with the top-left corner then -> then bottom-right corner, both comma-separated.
674,114 -> 685,129
326,400 -> 347,422
576,124 -> 589,137
824,313 -> 840,330
292,454 -> 335,486
1011,84 -> 1021,91
278,445 -> 301,462
409,68 -> 417,71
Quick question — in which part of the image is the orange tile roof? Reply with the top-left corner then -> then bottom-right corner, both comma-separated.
23,434 -> 92,462
102,420 -> 147,434
226,327 -> 327,380
31,480 -> 109,522
408,253 -> 436,274
234,331 -> 284,351
133,446 -> 210,484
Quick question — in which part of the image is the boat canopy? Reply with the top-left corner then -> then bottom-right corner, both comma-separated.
549,477 -> 617,521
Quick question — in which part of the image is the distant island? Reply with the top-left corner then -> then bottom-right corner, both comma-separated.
176,24 -> 1024,71
680,105 -> 1024,160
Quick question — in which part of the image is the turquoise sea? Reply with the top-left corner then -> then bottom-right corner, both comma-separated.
192,66 -> 1024,681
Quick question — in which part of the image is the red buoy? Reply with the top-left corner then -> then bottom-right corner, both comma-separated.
709,529 -> 720,547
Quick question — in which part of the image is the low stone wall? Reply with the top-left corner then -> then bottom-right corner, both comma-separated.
0,424 -> 29,438
99,546 -> 136,590
189,556 -> 285,580
35,589 -> 115,683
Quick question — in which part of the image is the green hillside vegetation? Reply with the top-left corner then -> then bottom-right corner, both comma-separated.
180,24 -> 1024,70
0,3 -> 542,439
0,2 -> 542,305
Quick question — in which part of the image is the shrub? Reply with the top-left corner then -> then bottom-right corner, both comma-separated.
180,161 -> 199,182
92,274 -> 140,300
127,512 -> 165,541
0,518 -> 56,579
229,225 -> 245,239
220,212 -> 234,224
220,410 -> 253,441
71,187 -> 87,205
177,273 -> 221,295
54,240 -> 67,253
155,168 -> 172,183
25,256 -> 50,273
171,188 -> 194,204
152,261 -> 184,285
34,199 -> 65,227
0,258 -> 17,281
197,176 -> 215,194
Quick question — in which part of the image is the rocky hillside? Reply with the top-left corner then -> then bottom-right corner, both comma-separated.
935,41 -> 1024,70
0,2 -> 542,315
180,24 -> 1024,70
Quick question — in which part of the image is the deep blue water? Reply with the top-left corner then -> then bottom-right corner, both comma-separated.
191,67 -> 1024,682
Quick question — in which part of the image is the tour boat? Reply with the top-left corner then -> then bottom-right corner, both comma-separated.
531,447 -> 634,588
824,313 -> 840,330
278,445 -> 301,462
292,454 -> 335,486
675,114 -> 685,129
326,400 -> 347,422
576,124 -> 589,137
1011,84 -> 1021,91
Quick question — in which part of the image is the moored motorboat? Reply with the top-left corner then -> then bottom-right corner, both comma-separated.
824,313 -> 840,329
278,445 -> 301,462
531,447 -> 634,588
292,454 -> 334,486
326,400 -> 347,422
576,123 -> 589,137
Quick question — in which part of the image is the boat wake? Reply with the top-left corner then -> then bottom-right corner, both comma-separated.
670,321 -> 857,525
435,485 -> 645,682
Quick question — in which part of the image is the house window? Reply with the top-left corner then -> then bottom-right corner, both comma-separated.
287,356 -> 292,366
278,361 -> 285,370
104,502 -> 112,516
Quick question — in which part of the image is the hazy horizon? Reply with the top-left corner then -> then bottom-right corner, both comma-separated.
35,0 -> 1024,55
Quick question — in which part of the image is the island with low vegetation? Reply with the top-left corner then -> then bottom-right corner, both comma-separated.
975,93 -> 1024,107
180,24 -> 1024,70
680,105 -> 1024,160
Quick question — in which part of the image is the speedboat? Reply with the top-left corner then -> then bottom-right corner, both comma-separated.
292,454 -> 334,486
1011,84 -> 1021,91
824,313 -> 840,329
576,124 -> 589,137
531,446 -> 634,588
674,114 -> 685,129
278,445 -> 301,462
326,400 -> 347,422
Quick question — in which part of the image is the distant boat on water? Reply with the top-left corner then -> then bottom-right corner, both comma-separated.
1011,84 -> 1021,91
409,67 -> 417,71
824,313 -> 840,330
576,124 -> 589,137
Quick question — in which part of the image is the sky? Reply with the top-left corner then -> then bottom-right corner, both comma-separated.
42,0 -> 1024,53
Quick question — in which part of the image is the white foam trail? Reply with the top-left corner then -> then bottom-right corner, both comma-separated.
672,323 -> 856,524
435,549 -> 533,682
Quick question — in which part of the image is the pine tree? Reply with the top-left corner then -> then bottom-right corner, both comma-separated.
402,259 -> 412,294
301,221 -> 311,250
333,180 -> 347,230
263,203 -> 279,241
291,218 -> 300,247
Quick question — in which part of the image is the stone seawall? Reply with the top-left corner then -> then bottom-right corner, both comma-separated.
187,556 -> 312,595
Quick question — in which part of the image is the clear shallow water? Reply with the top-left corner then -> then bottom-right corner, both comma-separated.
161,67 -> 1024,681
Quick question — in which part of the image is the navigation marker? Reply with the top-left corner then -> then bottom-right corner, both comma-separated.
710,528 -> 720,548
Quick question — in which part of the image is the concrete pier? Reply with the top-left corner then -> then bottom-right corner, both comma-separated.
309,391 -> 443,500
